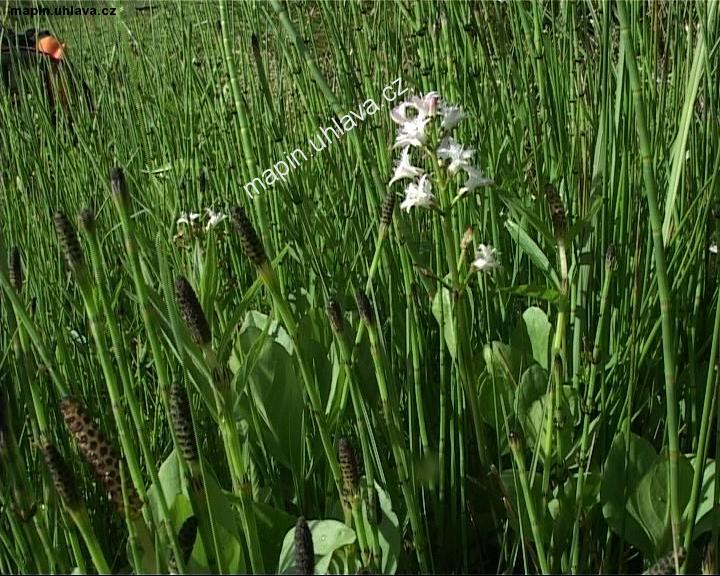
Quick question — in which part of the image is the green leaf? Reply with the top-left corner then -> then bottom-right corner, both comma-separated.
522,307 -> 552,370
145,450 -> 183,524
251,501 -> 297,573
505,219 -> 559,288
277,519 -> 357,574
690,459 -> 717,538
601,433 -> 657,557
500,284 -> 561,303
496,191 -> 555,246
565,193 -> 603,246
627,448 -> 693,556
431,285 -> 456,360
515,364 -> 551,449
499,469 -> 549,543
362,482 -> 401,574
238,311 -> 305,474
203,469 -> 244,573
515,366 -> 578,456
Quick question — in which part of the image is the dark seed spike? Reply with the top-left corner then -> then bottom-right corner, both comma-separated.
605,243 -> 617,271
53,211 -> 85,273
338,437 -> 360,499
326,298 -> 344,333
59,396 -> 141,518
380,192 -> 395,227
178,516 -> 199,563
231,205 -> 267,267
8,247 -> 22,293
643,546 -> 686,575
294,516 -> 314,576
79,207 -> 96,234
544,184 -> 566,239
169,384 -> 198,463
109,167 -> 128,203
355,290 -> 375,326
41,442 -> 81,510
174,276 -> 211,346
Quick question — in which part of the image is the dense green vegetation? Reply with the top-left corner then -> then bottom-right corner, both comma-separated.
0,0 -> 718,573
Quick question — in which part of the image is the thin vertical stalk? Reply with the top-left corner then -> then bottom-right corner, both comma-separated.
617,2 -> 681,568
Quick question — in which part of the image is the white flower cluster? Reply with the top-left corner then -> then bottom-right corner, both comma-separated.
387,91 -> 493,213
176,208 -> 227,231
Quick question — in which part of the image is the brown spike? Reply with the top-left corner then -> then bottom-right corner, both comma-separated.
169,384 -> 198,463
380,192 -> 395,227
355,290 -> 375,326
325,298 -> 344,333
643,547 -> 685,574
544,184 -> 566,239
59,396 -> 141,518
294,516 -> 314,575
8,247 -> 23,293
174,276 -> 211,346
41,442 -> 81,511
109,167 -> 129,204
231,205 -> 267,267
53,212 -> 85,273
338,437 -> 360,500
78,207 -> 96,234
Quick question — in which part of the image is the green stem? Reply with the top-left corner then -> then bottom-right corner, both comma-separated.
617,2 -> 680,568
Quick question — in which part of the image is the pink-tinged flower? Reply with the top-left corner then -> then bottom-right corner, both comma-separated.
400,175 -> 437,212
390,101 -> 421,125
389,147 -> 424,186
394,115 -> 431,149
437,136 -> 474,175
410,91 -> 441,117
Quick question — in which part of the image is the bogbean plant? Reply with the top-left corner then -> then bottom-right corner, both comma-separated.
0,1 -> 719,575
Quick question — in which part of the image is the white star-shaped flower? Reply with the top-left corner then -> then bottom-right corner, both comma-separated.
711,243 -> 718,254
437,136 -> 474,175
390,101 -> 421,125
440,104 -> 465,131
460,165 -> 494,194
472,244 -> 500,273
389,147 -> 424,186
177,211 -> 200,227
394,115 -> 431,149
409,91 -> 440,117
205,208 -> 227,230
400,175 -> 437,212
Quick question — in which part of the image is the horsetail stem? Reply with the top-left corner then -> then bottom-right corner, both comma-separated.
617,2 -> 681,567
